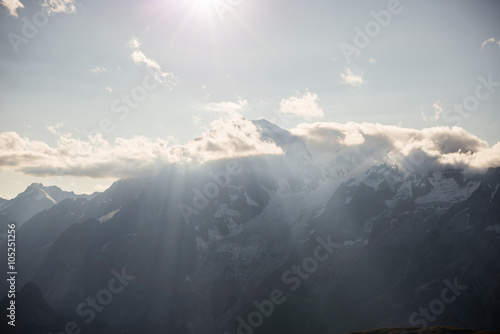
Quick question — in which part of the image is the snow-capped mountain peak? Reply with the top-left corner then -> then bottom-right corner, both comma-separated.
0,183 -> 96,227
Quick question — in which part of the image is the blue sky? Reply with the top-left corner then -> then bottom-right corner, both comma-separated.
0,0 -> 499,198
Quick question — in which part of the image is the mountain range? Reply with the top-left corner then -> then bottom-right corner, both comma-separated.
0,183 -> 96,228
1,120 -> 499,334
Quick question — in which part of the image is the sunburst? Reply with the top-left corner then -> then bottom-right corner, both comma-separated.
192,0 -> 215,11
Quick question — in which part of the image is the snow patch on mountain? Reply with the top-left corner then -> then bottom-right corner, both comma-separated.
415,171 -> 479,204
32,185 -> 57,204
244,193 -> 259,207
486,224 -> 500,234
398,180 -> 413,198
98,208 -> 120,223
99,241 -> 112,252
491,184 -> 499,202
313,204 -> 326,218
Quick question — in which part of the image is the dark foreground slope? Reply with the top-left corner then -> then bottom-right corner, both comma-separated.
348,327 -> 500,334
0,282 -> 129,334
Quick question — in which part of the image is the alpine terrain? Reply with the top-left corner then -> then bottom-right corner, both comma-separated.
1,120 -> 499,334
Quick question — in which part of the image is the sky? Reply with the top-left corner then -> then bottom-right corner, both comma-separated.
0,0 -> 499,199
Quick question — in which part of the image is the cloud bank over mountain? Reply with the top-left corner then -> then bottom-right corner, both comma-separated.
0,115 -> 283,178
1,117 -> 499,179
292,122 -> 500,174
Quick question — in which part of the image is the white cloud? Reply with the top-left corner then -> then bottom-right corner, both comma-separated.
291,122 -> 500,175
481,37 -> 497,51
0,116 -> 283,179
340,67 -> 365,87
421,109 -> 428,122
90,67 -> 107,76
127,37 -> 142,49
206,99 -> 248,115
186,115 -> 283,162
192,115 -> 202,124
46,123 -> 64,135
279,91 -> 324,119
420,101 -> 446,122
1,0 -> 24,17
369,58 -> 376,63
431,101 -> 444,120
130,49 -> 177,87
42,0 -> 76,15
131,50 -> 160,70
3,118 -> 498,181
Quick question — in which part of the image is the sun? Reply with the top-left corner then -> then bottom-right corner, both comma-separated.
193,0 -> 214,11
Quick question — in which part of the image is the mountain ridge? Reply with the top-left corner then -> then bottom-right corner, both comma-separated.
0,182 -> 97,228
2,120 -> 499,333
